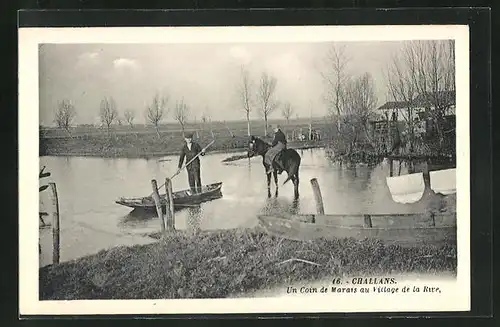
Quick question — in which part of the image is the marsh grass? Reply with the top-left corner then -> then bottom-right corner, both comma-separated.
39,120 -> 329,158
39,229 -> 457,300
39,132 -> 327,158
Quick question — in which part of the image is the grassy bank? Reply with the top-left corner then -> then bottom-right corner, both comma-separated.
40,133 -> 248,158
39,229 -> 457,300
40,131 -> 327,158
40,119 -> 330,158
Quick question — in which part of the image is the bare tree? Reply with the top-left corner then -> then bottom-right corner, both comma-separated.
200,107 -> 210,133
124,110 -> 135,128
351,73 -> 378,131
281,102 -> 294,125
145,93 -> 168,138
411,41 -> 455,145
174,98 -> 190,136
387,40 -> 455,149
54,99 -> 76,137
341,73 -> 378,151
257,72 -> 279,137
99,96 -> 118,135
385,50 -> 420,153
320,44 -> 351,130
237,65 -> 254,136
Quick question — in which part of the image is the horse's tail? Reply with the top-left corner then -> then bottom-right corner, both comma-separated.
283,153 -> 301,185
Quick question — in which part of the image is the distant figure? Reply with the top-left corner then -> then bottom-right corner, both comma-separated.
310,130 -> 320,141
177,132 -> 205,193
265,124 -> 287,175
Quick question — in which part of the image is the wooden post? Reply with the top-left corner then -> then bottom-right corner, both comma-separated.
165,178 -> 175,231
389,158 -> 394,177
49,183 -> 60,264
429,212 -> 436,227
363,214 -> 373,228
151,179 -> 165,236
310,178 -> 325,215
387,111 -> 392,149
423,171 -> 431,189
408,160 -> 414,174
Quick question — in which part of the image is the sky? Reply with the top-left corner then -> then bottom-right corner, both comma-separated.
39,41 -> 405,126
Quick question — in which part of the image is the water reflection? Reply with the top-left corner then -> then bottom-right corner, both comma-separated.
341,165 -> 372,194
120,208 -> 157,224
118,204 -> 199,228
260,196 -> 301,215
357,167 -> 372,191
39,149 -> 456,264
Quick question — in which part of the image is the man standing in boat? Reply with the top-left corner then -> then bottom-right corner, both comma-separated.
265,124 -> 287,175
177,132 -> 205,193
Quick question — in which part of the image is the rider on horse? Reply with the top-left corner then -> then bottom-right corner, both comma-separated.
265,124 -> 287,175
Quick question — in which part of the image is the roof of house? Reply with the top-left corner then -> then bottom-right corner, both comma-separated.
377,91 -> 456,111
377,101 -> 408,110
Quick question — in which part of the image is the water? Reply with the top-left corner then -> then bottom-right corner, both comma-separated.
39,149 -> 454,266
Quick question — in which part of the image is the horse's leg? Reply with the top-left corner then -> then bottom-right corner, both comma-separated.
293,171 -> 300,199
273,170 -> 279,197
291,177 -> 299,199
291,196 -> 300,213
266,165 -> 272,198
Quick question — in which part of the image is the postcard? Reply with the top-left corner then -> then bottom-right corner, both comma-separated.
19,24 -> 470,315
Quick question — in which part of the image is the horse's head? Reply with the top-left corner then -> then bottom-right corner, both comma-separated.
247,135 -> 269,157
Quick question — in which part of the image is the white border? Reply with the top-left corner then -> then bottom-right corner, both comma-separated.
19,25 -> 470,315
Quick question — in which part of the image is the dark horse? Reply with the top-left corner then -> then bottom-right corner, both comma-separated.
247,136 -> 301,199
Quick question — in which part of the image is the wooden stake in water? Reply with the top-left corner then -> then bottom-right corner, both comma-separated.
49,182 -> 60,264
310,178 -> 325,215
165,178 -> 175,231
363,214 -> 373,228
429,212 -> 436,227
151,179 -> 165,236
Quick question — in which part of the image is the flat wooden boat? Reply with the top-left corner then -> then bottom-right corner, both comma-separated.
257,212 -> 456,246
116,182 -> 223,210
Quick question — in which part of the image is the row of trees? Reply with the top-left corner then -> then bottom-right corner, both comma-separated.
320,40 -> 455,154
54,77 -> 298,140
53,93 -> 195,138
101,94 -> 193,138
237,67 -> 295,137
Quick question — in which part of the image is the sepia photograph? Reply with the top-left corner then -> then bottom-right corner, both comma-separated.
19,25 -> 470,315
